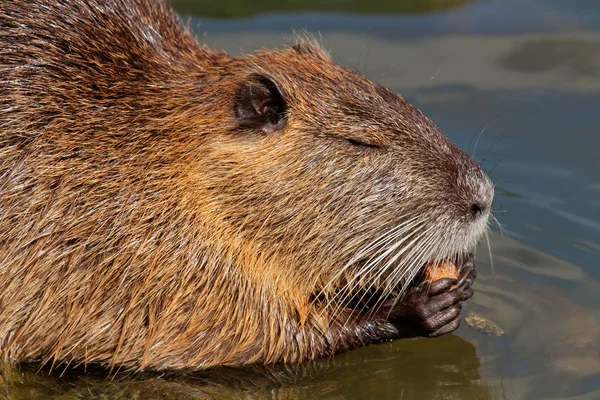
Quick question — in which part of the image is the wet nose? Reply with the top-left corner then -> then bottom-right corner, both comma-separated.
470,202 -> 486,218
470,179 -> 494,219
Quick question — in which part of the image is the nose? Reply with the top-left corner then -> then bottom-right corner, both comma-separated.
470,202 -> 486,218
469,179 -> 494,219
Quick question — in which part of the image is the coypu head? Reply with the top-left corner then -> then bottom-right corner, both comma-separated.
196,42 -> 494,309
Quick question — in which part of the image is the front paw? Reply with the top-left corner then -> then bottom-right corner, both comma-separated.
377,259 -> 477,338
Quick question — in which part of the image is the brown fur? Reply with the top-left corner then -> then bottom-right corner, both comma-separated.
0,0 -> 493,370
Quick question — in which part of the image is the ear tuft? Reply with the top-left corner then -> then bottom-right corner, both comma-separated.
234,74 -> 287,133
291,32 -> 331,61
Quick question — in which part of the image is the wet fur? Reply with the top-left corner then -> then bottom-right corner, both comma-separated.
0,0 -> 493,370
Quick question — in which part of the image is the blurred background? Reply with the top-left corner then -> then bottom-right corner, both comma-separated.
6,0 -> 599,399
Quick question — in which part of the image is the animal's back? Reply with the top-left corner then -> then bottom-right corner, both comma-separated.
0,0 -> 254,369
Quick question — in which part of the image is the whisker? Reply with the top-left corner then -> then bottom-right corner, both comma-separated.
485,229 -> 494,277
480,136 -> 506,166
317,217 -> 425,318
328,219 -> 431,327
354,224 -> 440,324
324,222 -> 422,318
491,214 -> 506,237
472,124 -> 487,158
376,227 -> 446,323
320,216 -> 423,297
378,224 -> 439,293
487,155 -> 508,176
348,215 -> 422,263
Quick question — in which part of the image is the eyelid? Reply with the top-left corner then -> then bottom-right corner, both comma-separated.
344,137 -> 382,149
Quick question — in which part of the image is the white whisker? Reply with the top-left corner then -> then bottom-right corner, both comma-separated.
485,229 -> 494,277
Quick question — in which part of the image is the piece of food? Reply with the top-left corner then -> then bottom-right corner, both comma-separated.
424,260 -> 458,281
424,260 -> 459,285
465,313 -> 504,336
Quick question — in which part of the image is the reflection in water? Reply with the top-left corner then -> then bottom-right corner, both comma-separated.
1,334 -> 491,399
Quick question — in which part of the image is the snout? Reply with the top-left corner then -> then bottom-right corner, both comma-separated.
450,147 -> 495,225
468,175 -> 494,220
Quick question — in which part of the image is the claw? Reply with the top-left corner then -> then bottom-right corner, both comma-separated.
365,258 -> 477,340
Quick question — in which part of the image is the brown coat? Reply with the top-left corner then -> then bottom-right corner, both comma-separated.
0,0 -> 493,370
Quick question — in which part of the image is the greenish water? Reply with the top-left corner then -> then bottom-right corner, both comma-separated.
3,0 -> 600,398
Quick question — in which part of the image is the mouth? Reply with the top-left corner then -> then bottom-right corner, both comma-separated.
342,253 -> 475,311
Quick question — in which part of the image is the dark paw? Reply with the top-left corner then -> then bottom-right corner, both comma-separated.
375,259 -> 477,339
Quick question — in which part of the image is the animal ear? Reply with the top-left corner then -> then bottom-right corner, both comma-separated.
234,74 -> 287,133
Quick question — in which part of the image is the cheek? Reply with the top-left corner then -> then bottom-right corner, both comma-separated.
202,134 -> 395,227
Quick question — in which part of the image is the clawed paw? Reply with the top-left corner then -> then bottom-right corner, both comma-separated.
374,260 -> 477,339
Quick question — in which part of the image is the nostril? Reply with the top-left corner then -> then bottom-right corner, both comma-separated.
470,203 -> 484,218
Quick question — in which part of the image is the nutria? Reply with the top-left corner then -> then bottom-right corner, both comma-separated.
0,0 -> 493,370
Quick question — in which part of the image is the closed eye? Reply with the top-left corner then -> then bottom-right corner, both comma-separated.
345,137 -> 382,149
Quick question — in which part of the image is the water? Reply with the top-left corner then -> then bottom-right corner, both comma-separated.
3,0 -> 599,398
